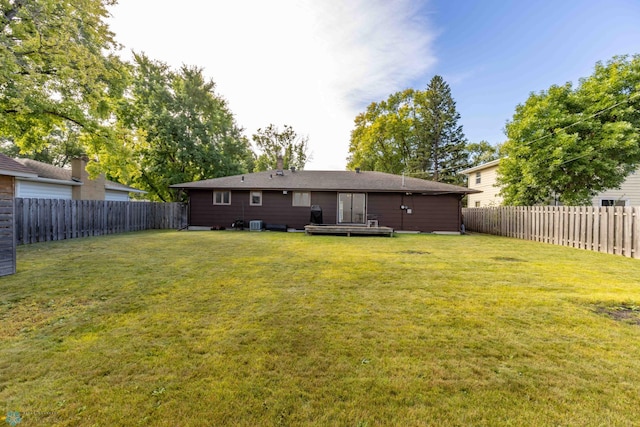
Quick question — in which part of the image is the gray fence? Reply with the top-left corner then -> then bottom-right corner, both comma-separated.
14,198 -> 187,245
0,188 -> 15,276
462,206 -> 640,259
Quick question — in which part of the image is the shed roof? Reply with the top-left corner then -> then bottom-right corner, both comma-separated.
172,170 -> 479,195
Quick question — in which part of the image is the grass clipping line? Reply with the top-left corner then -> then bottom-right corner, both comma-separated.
1,230 -> 640,426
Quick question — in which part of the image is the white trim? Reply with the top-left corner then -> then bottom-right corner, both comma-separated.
460,158 -> 502,175
292,191 -> 310,207
213,190 -> 231,205
0,168 -> 37,178
249,191 -> 262,206
598,198 -> 629,207
19,176 -> 82,186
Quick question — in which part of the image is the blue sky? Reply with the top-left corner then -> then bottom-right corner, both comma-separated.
424,0 -> 640,148
108,1 -> 640,170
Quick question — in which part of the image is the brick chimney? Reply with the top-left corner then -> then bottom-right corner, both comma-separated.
276,155 -> 284,176
72,156 -> 105,200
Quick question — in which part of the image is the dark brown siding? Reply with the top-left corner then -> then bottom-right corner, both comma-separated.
367,193 -> 403,228
368,193 -> 461,232
188,189 -> 461,232
188,190 -> 339,229
402,194 -> 461,232
0,175 -> 16,276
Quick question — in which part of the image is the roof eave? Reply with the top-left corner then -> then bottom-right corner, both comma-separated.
17,176 -> 82,186
0,169 -> 38,178
460,158 -> 502,175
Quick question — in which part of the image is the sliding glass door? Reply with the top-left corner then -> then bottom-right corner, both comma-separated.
338,193 -> 366,224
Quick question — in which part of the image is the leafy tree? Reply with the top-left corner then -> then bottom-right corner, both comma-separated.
347,76 -> 468,184
498,55 -> 640,205
347,89 -> 416,174
0,127 -> 85,166
252,124 -> 309,171
466,140 -> 500,167
0,0 -> 127,153
97,54 -> 254,201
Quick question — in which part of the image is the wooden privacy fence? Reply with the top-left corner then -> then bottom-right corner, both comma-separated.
462,206 -> 640,259
14,198 -> 187,245
0,178 -> 15,276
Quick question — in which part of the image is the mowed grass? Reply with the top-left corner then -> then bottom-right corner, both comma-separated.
1,231 -> 640,426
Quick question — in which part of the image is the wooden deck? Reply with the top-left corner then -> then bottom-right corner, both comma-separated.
304,224 -> 394,237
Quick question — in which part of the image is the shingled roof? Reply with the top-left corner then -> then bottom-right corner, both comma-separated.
14,158 -> 75,182
171,170 -> 478,195
0,153 -> 38,178
11,157 -> 145,193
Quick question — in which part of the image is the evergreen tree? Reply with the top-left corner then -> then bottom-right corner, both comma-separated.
412,76 -> 468,184
347,76 -> 468,184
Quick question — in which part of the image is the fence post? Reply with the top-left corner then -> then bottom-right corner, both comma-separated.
633,207 -> 640,259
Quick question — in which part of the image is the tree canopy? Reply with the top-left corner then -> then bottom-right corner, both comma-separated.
0,0 -> 126,153
498,55 -> 640,205
466,140 -> 500,168
252,124 -> 309,171
95,54 -> 254,202
347,76 -> 468,184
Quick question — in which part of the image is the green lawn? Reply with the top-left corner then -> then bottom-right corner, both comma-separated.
1,230 -> 640,426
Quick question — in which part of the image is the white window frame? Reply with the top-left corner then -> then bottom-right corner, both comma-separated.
475,172 -> 481,184
250,191 -> 262,206
600,198 -> 628,207
213,190 -> 231,205
292,191 -> 310,207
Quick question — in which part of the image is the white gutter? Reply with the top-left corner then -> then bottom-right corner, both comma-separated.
0,169 -> 38,179
17,176 -> 83,186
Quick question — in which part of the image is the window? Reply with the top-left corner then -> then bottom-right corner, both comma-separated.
475,201 -> 481,207
601,199 -> 627,207
213,191 -> 231,205
475,172 -> 481,184
250,191 -> 262,206
292,192 -> 310,207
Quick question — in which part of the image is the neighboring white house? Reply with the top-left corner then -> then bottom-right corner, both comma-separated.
460,159 -> 503,207
12,157 -> 146,201
461,159 -> 640,207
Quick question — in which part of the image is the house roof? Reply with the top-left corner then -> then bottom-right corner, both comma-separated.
0,153 -> 38,178
460,158 -> 502,175
15,158 -> 77,182
13,158 -> 145,193
171,170 -> 479,195
105,180 -> 147,194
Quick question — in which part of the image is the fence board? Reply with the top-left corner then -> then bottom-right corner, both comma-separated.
14,199 -> 187,245
634,208 -> 640,259
463,206 -> 640,259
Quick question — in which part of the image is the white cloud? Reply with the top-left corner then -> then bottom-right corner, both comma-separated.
108,0 -> 436,169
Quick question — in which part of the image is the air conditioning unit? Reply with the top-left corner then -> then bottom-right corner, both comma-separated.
249,220 -> 263,231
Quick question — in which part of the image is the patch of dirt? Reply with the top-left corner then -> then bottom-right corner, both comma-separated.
594,304 -> 640,326
398,250 -> 431,255
491,256 -> 526,262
